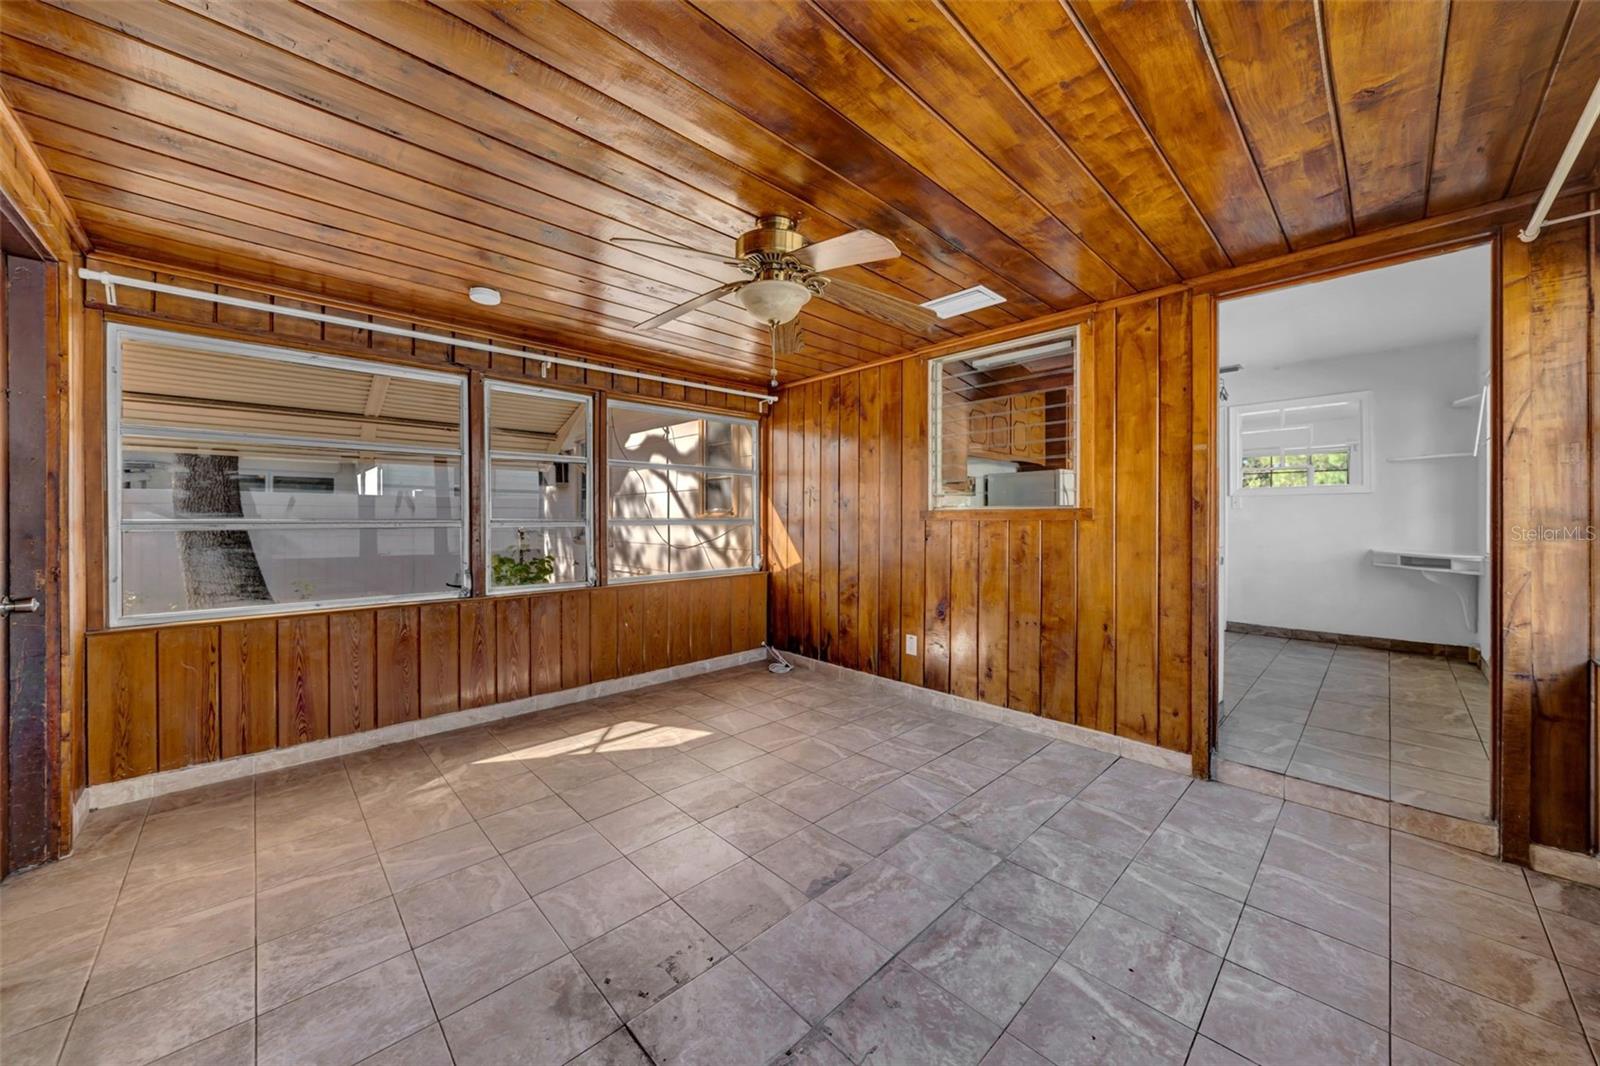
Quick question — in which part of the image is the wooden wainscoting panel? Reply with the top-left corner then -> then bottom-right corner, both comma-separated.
375,605 -> 421,726
561,591 -> 591,689
155,626 -> 218,771
977,519 -> 1010,707
88,633 -> 157,785
219,619 -> 276,757
276,615 -> 330,746
590,587 -> 619,683
328,610 -> 376,736
416,603 -> 459,718
495,596 -> 532,702
1007,520 -> 1043,715
528,594 -> 562,695
458,599 -> 496,710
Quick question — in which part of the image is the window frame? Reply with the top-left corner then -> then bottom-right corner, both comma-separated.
1227,389 -> 1374,498
604,399 -> 762,584
106,322 -> 472,627
482,378 -> 595,594
926,325 -> 1082,513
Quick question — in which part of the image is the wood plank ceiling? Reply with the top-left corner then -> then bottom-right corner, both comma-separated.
2,0 -> 1595,385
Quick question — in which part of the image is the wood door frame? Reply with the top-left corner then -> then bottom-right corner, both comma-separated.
1197,235 -> 1503,829
1,193 -> 60,877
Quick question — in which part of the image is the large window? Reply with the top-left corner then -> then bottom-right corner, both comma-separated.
606,401 -> 759,581
109,325 -> 468,623
485,381 -> 591,590
930,327 -> 1079,510
1229,391 -> 1371,495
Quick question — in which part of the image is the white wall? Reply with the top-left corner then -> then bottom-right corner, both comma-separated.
1223,337 -> 1487,648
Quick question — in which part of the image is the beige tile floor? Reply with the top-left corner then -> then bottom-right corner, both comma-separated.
1217,634 -> 1493,820
3,660 -> 1595,1065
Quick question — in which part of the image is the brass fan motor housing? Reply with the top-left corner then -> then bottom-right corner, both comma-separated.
736,215 -> 807,260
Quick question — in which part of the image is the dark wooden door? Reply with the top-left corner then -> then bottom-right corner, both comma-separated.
2,236 -> 52,876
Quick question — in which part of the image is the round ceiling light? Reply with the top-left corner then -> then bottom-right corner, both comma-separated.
468,286 -> 502,306
736,279 -> 811,325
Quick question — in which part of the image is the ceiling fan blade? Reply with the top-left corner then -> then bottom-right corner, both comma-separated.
816,277 -> 939,334
794,229 -> 900,272
633,281 -> 745,332
610,236 -> 746,272
771,319 -> 803,358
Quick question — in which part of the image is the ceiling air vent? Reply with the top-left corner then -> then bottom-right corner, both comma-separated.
920,284 -> 1006,319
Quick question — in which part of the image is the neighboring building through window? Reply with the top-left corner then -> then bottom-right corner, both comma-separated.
109,324 -> 468,623
930,326 -> 1079,510
606,401 -> 759,580
1229,391 -> 1371,495
484,381 -> 592,590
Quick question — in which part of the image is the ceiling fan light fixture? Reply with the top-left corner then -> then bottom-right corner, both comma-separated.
737,278 -> 812,325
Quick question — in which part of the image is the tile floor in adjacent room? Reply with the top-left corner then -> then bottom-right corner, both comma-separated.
3,660 -> 1595,1066
1217,633 -> 1493,821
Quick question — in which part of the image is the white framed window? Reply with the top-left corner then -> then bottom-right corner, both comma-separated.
484,380 -> 593,592
108,323 -> 469,625
1228,390 -> 1373,495
929,326 -> 1079,510
605,401 -> 759,581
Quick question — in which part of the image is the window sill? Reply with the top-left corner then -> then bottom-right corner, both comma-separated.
923,508 -> 1094,522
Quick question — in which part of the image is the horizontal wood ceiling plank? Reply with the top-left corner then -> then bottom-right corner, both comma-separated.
695,0 -> 1130,301
1429,0 -> 1575,213
1069,0 -> 1290,263
811,0 -> 1179,291
1508,0 -> 1600,196
565,0 -> 1089,312
1321,0 -> 1448,232
1193,0 -> 1353,249
303,0 -> 1006,330
941,0 -> 1229,279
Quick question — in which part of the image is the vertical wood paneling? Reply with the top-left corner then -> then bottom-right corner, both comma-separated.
1078,309 -> 1119,733
276,615 -> 329,746
561,591 -> 591,688
769,391 -> 791,651
529,594 -> 563,693
821,377 -> 842,662
88,631 -> 157,783
1008,521 -> 1042,714
458,599 -> 496,709
878,361 -> 903,678
1039,522 -> 1078,722
590,587 -> 619,682
949,522 -> 980,700
615,585 -> 645,678
417,603 -> 459,718
1190,294 -> 1218,776
858,366 -> 880,672
923,520 -> 952,692
900,357 -> 928,686
1157,294 -> 1194,752
155,626 -> 218,770
328,610 -> 376,736
495,596 -> 531,701
1114,303 -> 1160,744
838,373 -> 860,669
376,605 -> 422,723
786,380 -> 806,650
977,520 -> 1010,707
220,619 -> 276,758
804,382 -> 822,658
642,584 -> 671,672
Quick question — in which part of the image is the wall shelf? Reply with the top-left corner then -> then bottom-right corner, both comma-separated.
1369,550 -> 1484,631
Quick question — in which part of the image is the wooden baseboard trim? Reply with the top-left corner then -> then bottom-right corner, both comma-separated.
1226,621 -> 1479,663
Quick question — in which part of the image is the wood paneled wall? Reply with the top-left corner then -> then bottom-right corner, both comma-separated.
85,574 -> 765,784
767,292 -> 1213,755
1498,196 -> 1598,859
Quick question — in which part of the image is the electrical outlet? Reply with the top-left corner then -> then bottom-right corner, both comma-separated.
905,634 -> 918,656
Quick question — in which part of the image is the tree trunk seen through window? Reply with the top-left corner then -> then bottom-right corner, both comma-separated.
176,453 -> 270,607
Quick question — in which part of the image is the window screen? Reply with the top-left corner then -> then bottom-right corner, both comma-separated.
606,402 -> 758,580
485,381 -> 591,590
110,325 -> 467,623
930,327 -> 1079,510
1231,392 -> 1370,494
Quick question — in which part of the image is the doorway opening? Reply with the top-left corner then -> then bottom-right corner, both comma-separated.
1214,244 -> 1494,824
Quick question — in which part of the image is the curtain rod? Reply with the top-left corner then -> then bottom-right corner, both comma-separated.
1519,76 -> 1600,243
79,268 -> 778,405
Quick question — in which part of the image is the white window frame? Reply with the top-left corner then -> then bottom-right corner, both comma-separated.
927,325 -> 1081,511
1227,389 -> 1374,497
106,322 -> 471,626
483,379 -> 594,593
605,399 -> 761,584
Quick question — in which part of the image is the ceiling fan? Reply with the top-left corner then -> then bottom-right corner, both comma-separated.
613,216 -> 939,383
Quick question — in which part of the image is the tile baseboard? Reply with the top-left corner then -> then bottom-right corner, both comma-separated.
779,653 -> 1192,776
1529,844 -> 1600,888
1226,621 -> 1479,663
82,647 -> 769,811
